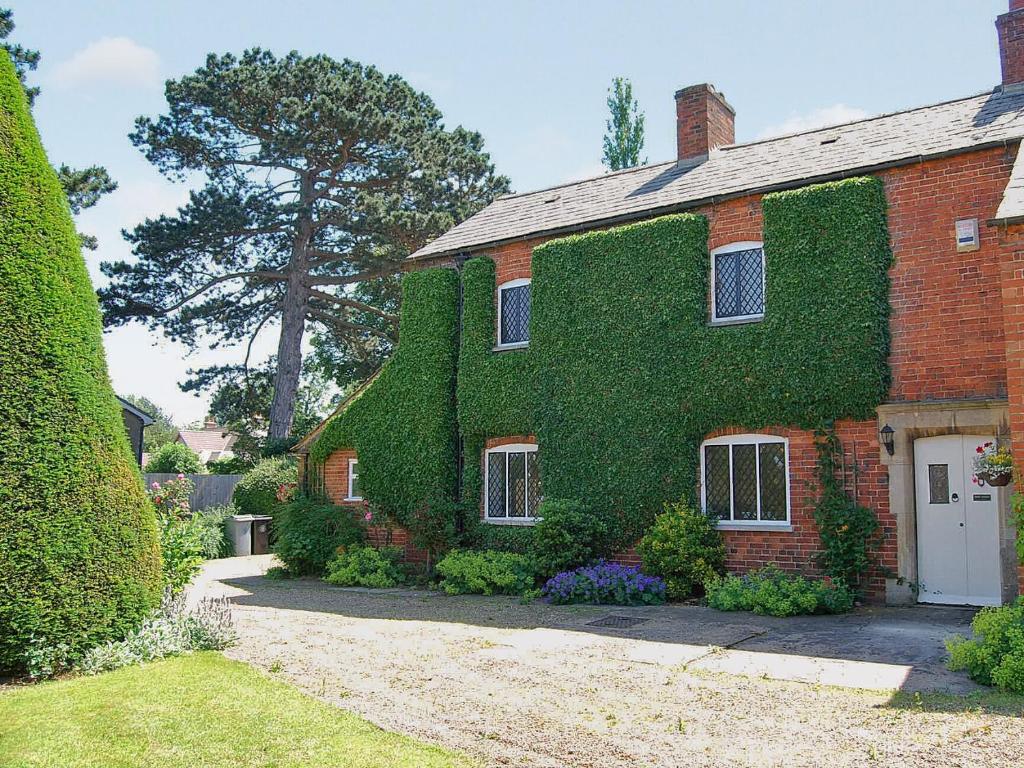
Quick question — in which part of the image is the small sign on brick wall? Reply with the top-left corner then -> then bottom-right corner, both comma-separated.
955,217 -> 980,252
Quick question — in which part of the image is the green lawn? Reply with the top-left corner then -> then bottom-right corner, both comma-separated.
0,652 -> 474,768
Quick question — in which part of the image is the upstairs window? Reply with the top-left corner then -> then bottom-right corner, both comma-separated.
346,458 -> 362,501
711,242 -> 765,323
485,443 -> 541,521
498,278 -> 530,348
701,434 -> 790,525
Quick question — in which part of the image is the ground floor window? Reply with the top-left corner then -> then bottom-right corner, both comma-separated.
485,443 -> 540,521
346,458 -> 362,501
701,434 -> 790,525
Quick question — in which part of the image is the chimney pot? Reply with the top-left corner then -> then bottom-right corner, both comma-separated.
674,83 -> 735,165
997,2 -> 1024,89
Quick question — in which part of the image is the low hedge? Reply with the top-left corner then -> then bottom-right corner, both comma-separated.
434,549 -> 534,596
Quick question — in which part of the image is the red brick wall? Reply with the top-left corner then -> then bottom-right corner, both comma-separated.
321,449 -> 427,563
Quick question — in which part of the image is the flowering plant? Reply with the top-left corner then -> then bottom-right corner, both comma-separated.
542,561 -> 666,606
148,474 -> 194,518
973,442 -> 1013,482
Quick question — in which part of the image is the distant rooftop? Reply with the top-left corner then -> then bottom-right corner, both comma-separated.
411,88 -> 1024,259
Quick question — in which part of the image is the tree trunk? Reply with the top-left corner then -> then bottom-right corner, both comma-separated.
267,172 -> 314,440
268,276 -> 307,439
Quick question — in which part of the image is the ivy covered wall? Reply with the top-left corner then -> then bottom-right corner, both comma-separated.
462,176 -> 892,545
310,268 -> 460,523
312,177 -> 892,548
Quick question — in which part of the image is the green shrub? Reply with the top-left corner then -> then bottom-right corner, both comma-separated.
325,546 -> 405,589
434,550 -> 535,596
947,599 -> 1024,692
144,442 -> 204,474
814,430 -> 880,594
705,566 -> 854,617
206,455 -> 252,475
531,499 -> 613,578
194,504 -> 235,559
156,512 -> 206,594
233,456 -> 296,518
0,54 -> 162,672
637,501 -> 725,600
272,497 -> 365,576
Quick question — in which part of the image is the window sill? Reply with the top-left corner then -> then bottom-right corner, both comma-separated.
709,315 -> 764,328
715,522 -> 793,532
492,342 -> 529,352
344,497 -> 364,503
482,518 -> 537,526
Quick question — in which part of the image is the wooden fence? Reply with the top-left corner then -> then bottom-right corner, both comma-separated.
144,473 -> 244,511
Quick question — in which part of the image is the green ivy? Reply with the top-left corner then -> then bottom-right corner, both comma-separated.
310,177 -> 892,557
462,177 -> 891,546
310,268 -> 460,526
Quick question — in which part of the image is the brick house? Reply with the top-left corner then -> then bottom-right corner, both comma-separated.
296,2 -> 1024,605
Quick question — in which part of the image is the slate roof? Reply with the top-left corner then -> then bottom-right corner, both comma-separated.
177,425 -> 237,454
411,88 -> 1024,260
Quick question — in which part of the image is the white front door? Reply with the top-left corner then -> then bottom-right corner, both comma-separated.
915,434 -> 1002,606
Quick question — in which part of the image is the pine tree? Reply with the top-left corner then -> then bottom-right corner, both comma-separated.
602,77 -> 646,171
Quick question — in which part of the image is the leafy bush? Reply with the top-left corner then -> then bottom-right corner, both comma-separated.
542,562 -> 667,606
947,599 -> 1024,692
531,499 -> 613,578
144,442 -> 204,474
232,456 -> 297,518
705,566 -> 854,617
434,550 -> 535,596
0,54 -> 161,672
325,546 -> 405,589
637,501 -> 725,600
206,455 -> 251,474
194,504 -> 235,559
272,497 -> 366,576
77,592 -> 236,676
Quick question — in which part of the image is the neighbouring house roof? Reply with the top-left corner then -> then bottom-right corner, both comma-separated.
411,88 -> 1024,260
291,369 -> 383,455
116,395 -> 155,427
177,424 -> 238,454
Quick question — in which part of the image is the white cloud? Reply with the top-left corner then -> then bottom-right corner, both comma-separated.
50,37 -> 160,90
756,104 -> 869,141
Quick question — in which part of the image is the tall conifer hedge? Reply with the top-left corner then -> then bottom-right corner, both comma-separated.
0,53 -> 162,671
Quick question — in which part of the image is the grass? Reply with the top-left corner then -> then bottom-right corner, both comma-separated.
0,652 -> 475,768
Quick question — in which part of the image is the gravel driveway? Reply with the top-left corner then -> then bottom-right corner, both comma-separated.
200,557 -> 1023,768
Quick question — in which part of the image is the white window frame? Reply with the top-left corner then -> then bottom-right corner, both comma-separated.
700,433 -> 791,528
484,442 -> 540,524
345,458 -> 363,501
495,278 -> 531,350
710,241 -> 766,325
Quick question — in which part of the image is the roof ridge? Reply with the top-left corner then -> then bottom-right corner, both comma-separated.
723,89 -> 996,150
497,160 -> 674,201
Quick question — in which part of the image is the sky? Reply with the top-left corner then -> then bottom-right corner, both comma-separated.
7,0 -> 1012,424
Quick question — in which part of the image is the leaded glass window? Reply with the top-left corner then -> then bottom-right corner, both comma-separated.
702,436 -> 790,524
499,281 -> 530,346
713,245 -> 764,321
485,444 -> 541,520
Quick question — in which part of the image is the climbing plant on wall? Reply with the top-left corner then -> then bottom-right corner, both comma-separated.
460,176 -> 892,547
310,268 -> 460,525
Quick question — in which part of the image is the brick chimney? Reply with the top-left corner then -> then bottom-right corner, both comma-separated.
674,83 -> 735,165
997,0 -> 1024,91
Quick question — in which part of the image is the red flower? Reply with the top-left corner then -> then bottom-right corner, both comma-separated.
977,446 -> 985,453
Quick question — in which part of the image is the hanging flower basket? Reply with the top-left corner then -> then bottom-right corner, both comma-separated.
972,442 -> 1013,488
